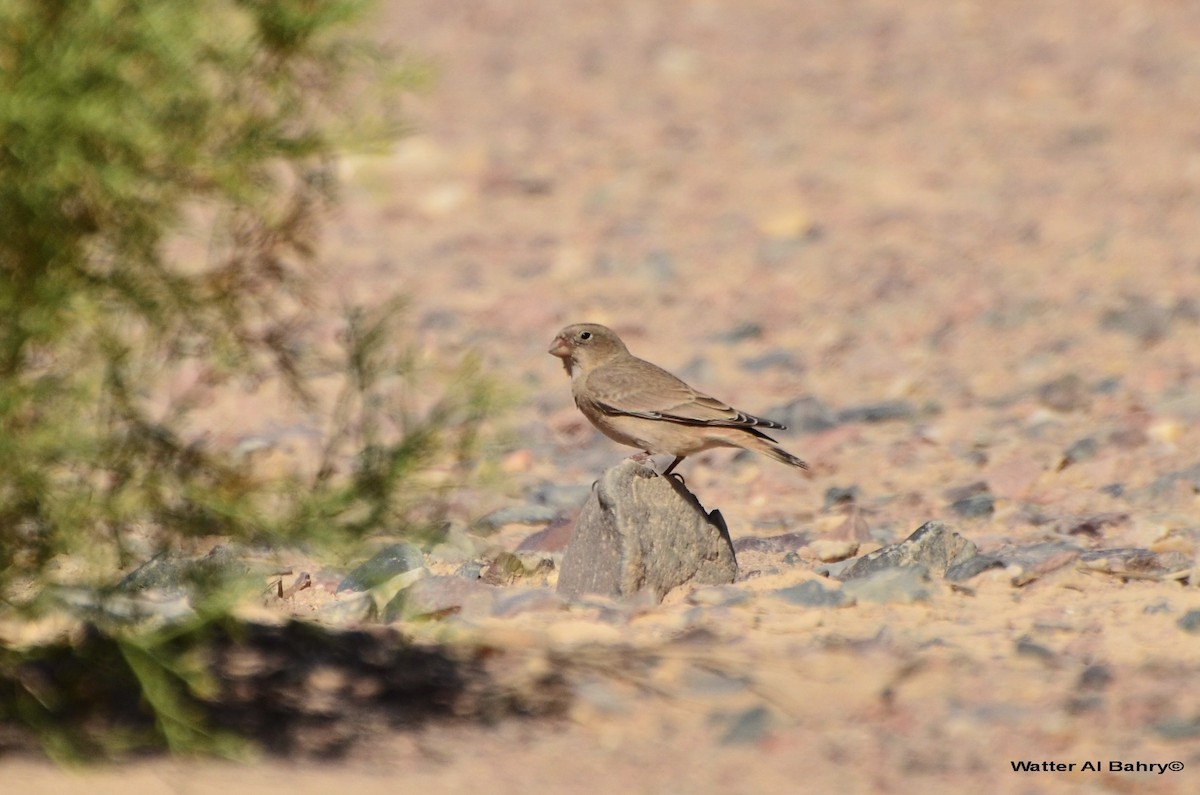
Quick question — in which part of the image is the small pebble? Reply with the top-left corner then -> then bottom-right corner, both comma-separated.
1178,610 -> 1200,633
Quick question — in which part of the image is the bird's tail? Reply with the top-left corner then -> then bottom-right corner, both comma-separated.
741,434 -> 809,471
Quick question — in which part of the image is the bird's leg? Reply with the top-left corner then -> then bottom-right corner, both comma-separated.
627,450 -> 655,466
660,456 -> 685,477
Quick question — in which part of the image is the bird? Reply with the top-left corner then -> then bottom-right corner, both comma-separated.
548,322 -> 808,476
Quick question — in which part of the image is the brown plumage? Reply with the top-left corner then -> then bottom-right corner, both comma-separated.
548,323 -> 808,475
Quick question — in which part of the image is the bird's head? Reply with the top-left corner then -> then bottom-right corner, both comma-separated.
548,323 -> 628,377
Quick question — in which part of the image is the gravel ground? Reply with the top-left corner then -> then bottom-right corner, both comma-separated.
12,1 -> 1200,792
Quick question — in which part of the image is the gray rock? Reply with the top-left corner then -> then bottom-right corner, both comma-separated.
1144,599 -> 1171,615
556,460 -> 738,602
1058,512 -> 1129,538
385,575 -> 497,622
841,566 -> 933,604
999,541 -> 1081,586
480,550 -> 554,586
766,395 -> 840,434
717,705 -> 774,745
837,400 -> 918,424
1060,437 -> 1098,468
951,494 -> 995,518
318,591 -> 376,624
1076,547 -> 1165,574
118,552 -> 190,593
455,561 -> 484,580
1078,664 -> 1113,691
1015,637 -> 1056,663
1177,610 -> 1200,633
1154,716 -> 1200,740
823,485 -> 860,509
1037,373 -> 1091,412
739,350 -> 799,373
837,521 -> 978,581
944,482 -> 995,519
944,553 -> 1004,582
337,543 -> 425,594
527,482 -> 593,511
644,249 -> 676,281
473,504 -> 562,534
1139,462 -> 1200,499
1100,295 -> 1172,344
715,321 -> 763,343
732,532 -> 810,554
118,545 -> 252,594
773,579 -> 853,607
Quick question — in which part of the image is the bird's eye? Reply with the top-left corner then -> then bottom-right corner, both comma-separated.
579,331 -> 592,341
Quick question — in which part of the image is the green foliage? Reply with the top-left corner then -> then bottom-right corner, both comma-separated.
0,1 -> 495,759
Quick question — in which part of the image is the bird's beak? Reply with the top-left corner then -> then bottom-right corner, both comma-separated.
548,335 -> 571,358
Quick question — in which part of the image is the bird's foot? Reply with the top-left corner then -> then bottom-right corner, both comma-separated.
659,455 -> 687,483
627,451 -> 656,467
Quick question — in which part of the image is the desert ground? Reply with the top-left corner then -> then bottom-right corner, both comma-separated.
8,1 -> 1200,793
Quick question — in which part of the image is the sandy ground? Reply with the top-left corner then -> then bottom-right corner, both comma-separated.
10,0 -> 1200,792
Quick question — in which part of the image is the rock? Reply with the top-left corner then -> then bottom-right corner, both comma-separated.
473,504 -> 562,534
318,592 -> 375,624
118,551 -> 189,593
1078,548 -> 1190,580
823,485 -> 860,509
1154,716 -> 1200,740
1037,373 -> 1091,412
1144,599 -> 1171,615
1078,664 -> 1113,691
836,521 -> 978,581
480,551 -> 554,586
1015,637 -> 1056,663
516,515 -> 576,553
766,395 -> 840,434
1100,295 -> 1172,344
841,566 -> 932,604
1001,541 -> 1081,586
455,561 -> 483,580
681,666 -> 749,697
944,482 -> 995,518
118,545 -> 253,595
836,400 -> 918,425
739,350 -> 799,373
336,543 -> 425,594
716,322 -> 763,343
1058,437 -> 1098,469
808,539 -> 859,562
951,494 -> 995,518
644,249 -> 676,281
1057,512 -> 1129,538
773,579 -> 852,607
527,482 -> 593,511
944,553 -> 1004,582
385,575 -> 497,622
732,532 -> 810,554
1140,462 -> 1200,499
717,705 -> 775,745
556,460 -> 737,602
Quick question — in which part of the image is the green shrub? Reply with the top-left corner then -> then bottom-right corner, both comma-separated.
0,1 -> 495,757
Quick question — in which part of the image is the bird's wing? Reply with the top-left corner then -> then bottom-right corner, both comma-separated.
582,358 -> 786,432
